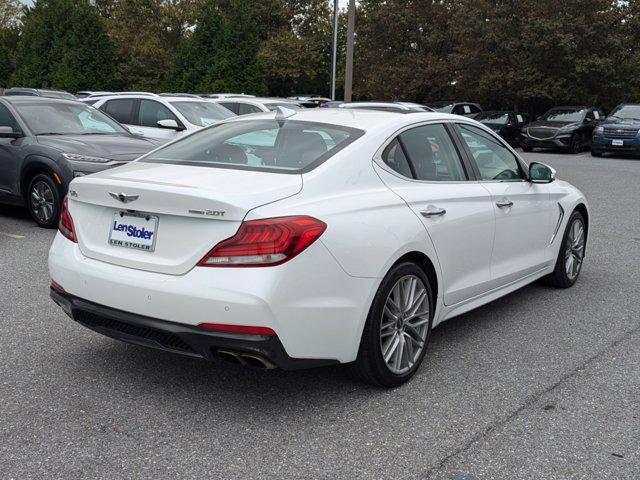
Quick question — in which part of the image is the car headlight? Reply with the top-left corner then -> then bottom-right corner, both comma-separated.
62,153 -> 111,163
595,126 -> 604,135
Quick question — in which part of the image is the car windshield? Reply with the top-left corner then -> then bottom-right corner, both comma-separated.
142,119 -> 364,173
426,102 -> 453,112
477,113 -> 509,124
169,101 -> 235,127
541,108 -> 585,122
608,105 -> 640,121
15,102 -> 128,135
263,102 -> 303,111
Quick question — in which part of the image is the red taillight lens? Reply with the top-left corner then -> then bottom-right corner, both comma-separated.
198,323 -> 276,336
58,197 -> 77,243
198,215 -> 327,267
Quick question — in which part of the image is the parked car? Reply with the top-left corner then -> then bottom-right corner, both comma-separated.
0,96 -> 158,227
48,109 -> 589,387
425,101 -> 482,117
4,87 -> 76,101
200,93 -> 255,99
75,91 -> 114,99
591,103 -> 640,157
475,111 -> 527,146
287,95 -> 331,108
211,97 -> 303,115
521,106 -> 605,154
91,94 -> 235,143
330,101 -> 433,113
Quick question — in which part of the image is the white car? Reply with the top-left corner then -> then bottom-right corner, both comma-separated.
210,97 -> 304,115
90,94 -> 235,143
48,109 -> 589,387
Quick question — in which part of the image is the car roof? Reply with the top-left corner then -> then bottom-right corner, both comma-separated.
220,107 -> 465,131
1,96 -> 81,106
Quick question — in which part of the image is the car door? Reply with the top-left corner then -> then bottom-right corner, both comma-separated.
454,122 -> 556,286
130,99 -> 185,142
0,102 -> 24,197
374,122 -> 496,305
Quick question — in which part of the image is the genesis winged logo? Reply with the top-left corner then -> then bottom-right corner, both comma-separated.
109,192 -> 139,204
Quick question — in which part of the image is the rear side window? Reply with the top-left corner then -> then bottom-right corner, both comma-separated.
237,103 -> 263,115
219,102 -> 239,114
101,99 -> 135,124
0,103 -> 20,131
382,124 -> 467,181
138,100 -> 179,128
382,138 -> 413,178
142,120 -> 363,173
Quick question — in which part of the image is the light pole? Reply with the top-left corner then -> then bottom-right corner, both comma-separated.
330,0 -> 339,100
344,0 -> 355,102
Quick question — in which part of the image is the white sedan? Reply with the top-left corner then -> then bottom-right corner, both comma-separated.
48,109 -> 589,387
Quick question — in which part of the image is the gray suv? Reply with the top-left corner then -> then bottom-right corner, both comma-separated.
0,96 -> 158,227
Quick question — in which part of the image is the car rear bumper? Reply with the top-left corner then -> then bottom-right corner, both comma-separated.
48,233 -> 377,364
50,288 -> 337,370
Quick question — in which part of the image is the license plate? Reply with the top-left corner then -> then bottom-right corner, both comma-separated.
612,139 -> 624,146
109,212 -> 158,252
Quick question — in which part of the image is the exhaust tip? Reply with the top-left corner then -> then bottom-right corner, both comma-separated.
240,353 -> 276,370
217,350 -> 244,365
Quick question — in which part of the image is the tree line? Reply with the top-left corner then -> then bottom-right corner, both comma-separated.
1,0 -> 639,114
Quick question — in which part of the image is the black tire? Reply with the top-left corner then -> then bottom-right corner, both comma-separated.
26,173 -> 62,228
351,261 -> 434,388
568,134 -> 581,154
590,149 -> 603,157
545,210 -> 586,288
522,145 -> 533,152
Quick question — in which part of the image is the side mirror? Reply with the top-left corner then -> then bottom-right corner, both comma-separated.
529,162 -> 556,183
0,126 -> 22,138
157,119 -> 184,131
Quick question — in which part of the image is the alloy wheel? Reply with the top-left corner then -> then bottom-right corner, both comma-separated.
565,218 -> 585,280
379,275 -> 430,374
30,180 -> 55,224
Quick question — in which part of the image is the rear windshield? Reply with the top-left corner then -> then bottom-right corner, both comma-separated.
170,101 -> 235,126
141,120 -> 364,173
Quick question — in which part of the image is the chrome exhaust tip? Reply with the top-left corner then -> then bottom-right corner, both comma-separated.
217,350 -> 244,365
240,353 -> 276,370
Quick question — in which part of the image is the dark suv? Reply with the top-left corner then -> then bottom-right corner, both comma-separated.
591,103 -> 640,157
0,97 -> 158,227
521,106 -> 605,154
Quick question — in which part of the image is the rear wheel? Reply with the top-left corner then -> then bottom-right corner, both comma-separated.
352,262 -> 433,388
546,210 -> 586,288
27,173 -> 61,228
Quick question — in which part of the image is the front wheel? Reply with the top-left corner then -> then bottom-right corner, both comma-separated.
27,173 -> 62,228
351,262 -> 433,388
568,134 -> 581,154
545,210 -> 586,288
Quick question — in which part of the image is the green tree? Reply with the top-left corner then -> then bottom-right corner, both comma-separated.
0,0 -> 22,87
166,0 -> 267,94
97,0 -> 201,91
13,0 -> 115,92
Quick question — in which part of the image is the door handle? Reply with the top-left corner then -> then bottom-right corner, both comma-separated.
496,198 -> 514,208
421,206 -> 446,218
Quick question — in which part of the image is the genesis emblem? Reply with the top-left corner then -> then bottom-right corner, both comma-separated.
109,192 -> 139,204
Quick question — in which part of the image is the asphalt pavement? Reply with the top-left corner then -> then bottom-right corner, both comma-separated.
1,150 -> 638,480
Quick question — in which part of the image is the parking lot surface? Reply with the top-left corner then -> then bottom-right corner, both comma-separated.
1,151 -> 639,480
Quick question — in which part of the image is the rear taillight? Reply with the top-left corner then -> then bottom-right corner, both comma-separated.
198,323 -> 276,336
58,197 -> 77,243
198,215 -> 327,267
50,280 -> 65,293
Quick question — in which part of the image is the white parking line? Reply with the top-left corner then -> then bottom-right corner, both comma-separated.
0,231 -> 25,239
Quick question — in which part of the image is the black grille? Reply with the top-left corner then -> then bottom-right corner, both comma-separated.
603,128 -> 638,138
527,127 -> 558,140
75,310 -> 196,353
